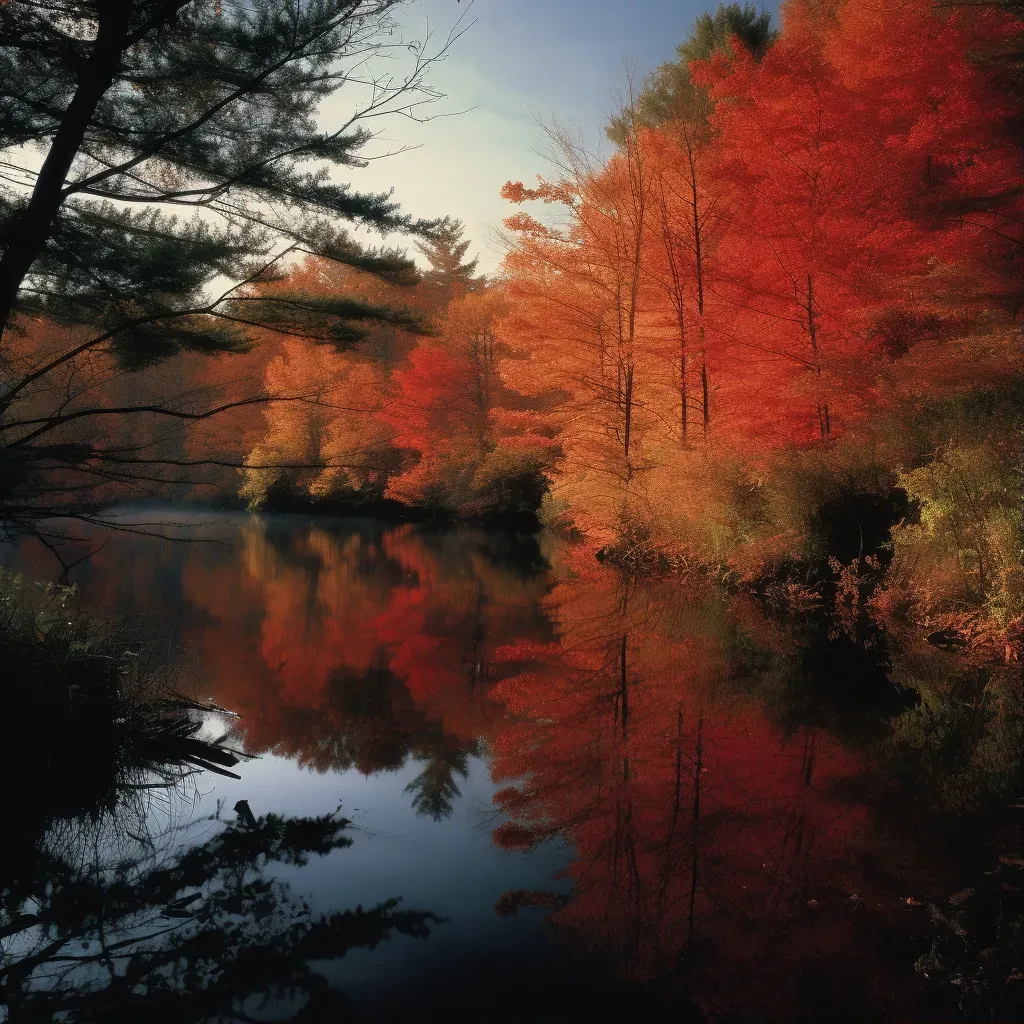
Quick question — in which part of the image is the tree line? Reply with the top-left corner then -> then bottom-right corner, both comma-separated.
2,1 -> 1022,641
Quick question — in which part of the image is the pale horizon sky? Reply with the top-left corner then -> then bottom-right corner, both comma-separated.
328,0 -> 780,273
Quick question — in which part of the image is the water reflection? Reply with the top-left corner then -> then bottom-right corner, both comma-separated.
487,560 -> 916,1017
5,510 -> 1024,1021
183,520 -> 553,812
2,799 -> 440,1021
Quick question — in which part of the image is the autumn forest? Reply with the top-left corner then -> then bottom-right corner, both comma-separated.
2,0 -> 1024,1021
6,0 -> 1021,648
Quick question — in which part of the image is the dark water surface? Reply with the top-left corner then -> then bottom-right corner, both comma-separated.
4,507 -> 1024,1022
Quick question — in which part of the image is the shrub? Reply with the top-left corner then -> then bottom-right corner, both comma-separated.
887,441 -> 1022,620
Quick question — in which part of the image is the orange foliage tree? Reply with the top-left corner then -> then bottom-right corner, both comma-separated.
499,0 -> 1024,570
381,286 -> 557,518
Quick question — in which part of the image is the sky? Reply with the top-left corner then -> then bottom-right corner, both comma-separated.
325,0 -> 780,273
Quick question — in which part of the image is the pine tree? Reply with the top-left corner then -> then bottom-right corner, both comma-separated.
0,0 -> 455,534
415,216 -> 483,311
607,3 -> 776,144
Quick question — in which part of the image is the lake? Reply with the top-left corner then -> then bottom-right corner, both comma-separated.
3,507 -> 1023,1022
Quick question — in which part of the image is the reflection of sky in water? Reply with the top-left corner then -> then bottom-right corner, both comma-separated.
183,750 -> 573,1014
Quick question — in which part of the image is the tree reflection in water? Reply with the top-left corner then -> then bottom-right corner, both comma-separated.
488,551 -> 1024,1020
9,513 -> 1024,1021
177,520 -> 553,820
1,799 -> 442,1022
405,742 -> 477,822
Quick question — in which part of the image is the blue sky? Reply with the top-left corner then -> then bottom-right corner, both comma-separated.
329,0 -> 779,271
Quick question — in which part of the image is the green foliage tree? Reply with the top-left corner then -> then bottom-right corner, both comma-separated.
0,0 -> 458,533
607,3 -> 776,143
415,215 -> 483,311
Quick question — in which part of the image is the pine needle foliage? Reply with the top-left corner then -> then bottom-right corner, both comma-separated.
0,0 -> 455,529
0,0 -> 442,357
607,3 -> 777,143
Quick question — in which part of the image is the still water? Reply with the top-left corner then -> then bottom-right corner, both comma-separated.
4,508 -> 1024,1022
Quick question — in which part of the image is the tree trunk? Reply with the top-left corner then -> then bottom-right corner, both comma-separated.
623,360 -> 634,481
701,355 -> 710,438
806,273 -> 830,438
681,331 -> 688,444
0,3 -> 133,340
658,192 -> 688,445
689,143 -> 710,440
